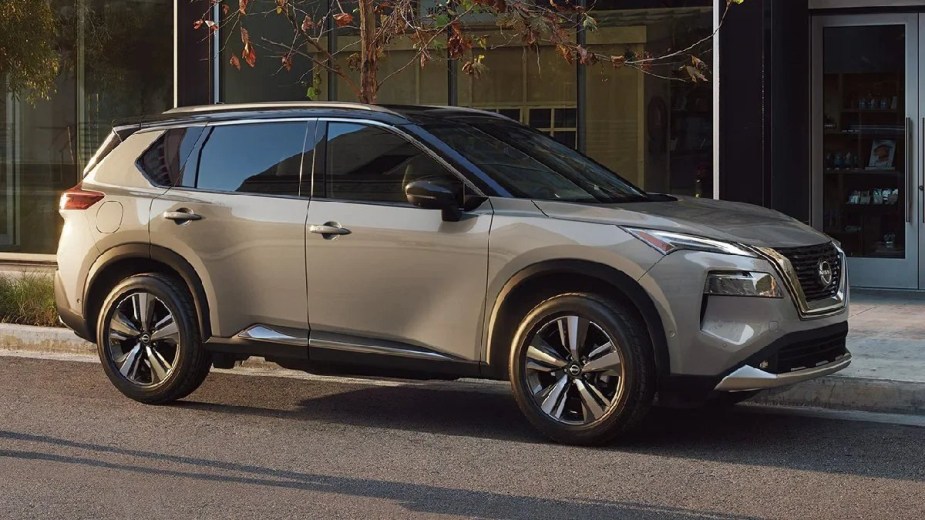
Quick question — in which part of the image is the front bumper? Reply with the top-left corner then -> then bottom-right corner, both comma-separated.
637,248 -> 849,379
715,356 -> 851,392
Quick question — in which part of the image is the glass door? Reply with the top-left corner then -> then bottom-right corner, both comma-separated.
812,14 -> 919,289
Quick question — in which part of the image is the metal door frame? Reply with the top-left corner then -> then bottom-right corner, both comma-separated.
1,90 -> 19,247
811,12 -> 920,289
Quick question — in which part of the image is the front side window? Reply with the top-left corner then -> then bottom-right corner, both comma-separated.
322,122 -> 461,204
193,121 -> 313,196
425,118 -> 649,203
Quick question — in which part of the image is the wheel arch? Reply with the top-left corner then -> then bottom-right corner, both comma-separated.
484,260 -> 670,385
83,243 -> 212,343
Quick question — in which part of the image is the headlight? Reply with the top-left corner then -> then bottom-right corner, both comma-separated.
704,271 -> 782,298
622,227 -> 755,257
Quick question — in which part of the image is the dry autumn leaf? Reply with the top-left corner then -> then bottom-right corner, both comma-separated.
230,54 -> 241,70
333,12 -> 353,28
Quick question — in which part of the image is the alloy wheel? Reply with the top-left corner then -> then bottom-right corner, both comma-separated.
105,291 -> 180,387
524,315 -> 626,425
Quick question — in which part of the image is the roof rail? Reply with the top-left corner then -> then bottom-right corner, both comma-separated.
163,101 -> 395,115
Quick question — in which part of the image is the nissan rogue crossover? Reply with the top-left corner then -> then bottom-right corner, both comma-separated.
56,103 -> 850,445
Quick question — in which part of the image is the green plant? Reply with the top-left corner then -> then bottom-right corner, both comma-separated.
0,0 -> 60,102
0,272 -> 59,327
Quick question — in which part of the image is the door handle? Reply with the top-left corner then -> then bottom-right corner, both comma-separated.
163,209 -> 203,223
906,118 -> 913,223
309,222 -> 351,239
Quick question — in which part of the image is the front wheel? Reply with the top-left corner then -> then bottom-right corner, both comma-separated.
508,293 -> 655,445
96,273 -> 211,404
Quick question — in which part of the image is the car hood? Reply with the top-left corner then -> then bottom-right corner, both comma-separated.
533,196 -> 831,248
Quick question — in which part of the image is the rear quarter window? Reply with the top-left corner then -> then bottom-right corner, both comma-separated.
137,126 -> 206,187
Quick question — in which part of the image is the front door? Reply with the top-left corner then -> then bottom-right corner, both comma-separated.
305,121 -> 492,364
812,13 -> 921,288
149,120 -> 316,346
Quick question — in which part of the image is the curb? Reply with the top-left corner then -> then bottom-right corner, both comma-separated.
752,376 -> 925,416
2,323 -> 923,416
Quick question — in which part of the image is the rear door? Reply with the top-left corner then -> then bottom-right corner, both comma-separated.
149,119 -> 318,353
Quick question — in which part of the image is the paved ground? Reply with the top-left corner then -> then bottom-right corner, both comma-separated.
845,289 -> 925,383
1,353 -> 923,519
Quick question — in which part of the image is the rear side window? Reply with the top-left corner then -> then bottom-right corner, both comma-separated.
193,121 -> 313,197
138,126 -> 205,187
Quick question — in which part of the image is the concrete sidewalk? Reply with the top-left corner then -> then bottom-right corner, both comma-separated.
756,289 -> 925,413
1,289 -> 923,414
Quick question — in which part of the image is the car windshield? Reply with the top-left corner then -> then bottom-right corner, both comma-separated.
425,118 -> 649,203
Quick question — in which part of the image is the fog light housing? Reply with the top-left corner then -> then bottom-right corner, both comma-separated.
704,271 -> 782,298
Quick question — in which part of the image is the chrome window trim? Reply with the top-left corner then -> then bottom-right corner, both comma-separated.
750,243 -> 847,320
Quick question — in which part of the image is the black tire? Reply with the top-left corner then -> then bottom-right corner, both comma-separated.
95,273 -> 211,404
508,293 -> 655,446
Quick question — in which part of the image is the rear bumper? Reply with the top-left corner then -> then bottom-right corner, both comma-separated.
54,270 -> 92,341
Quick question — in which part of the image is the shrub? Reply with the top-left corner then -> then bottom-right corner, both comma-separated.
0,272 -> 59,327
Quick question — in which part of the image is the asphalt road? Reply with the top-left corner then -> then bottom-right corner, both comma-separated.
1,353 -> 923,520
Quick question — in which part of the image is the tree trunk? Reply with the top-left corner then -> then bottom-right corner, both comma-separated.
358,0 -> 378,104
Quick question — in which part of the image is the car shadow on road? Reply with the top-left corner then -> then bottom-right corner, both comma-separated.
0,430 -> 756,520
180,380 -> 925,483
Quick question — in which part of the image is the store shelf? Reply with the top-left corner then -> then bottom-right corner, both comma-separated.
824,169 -> 902,175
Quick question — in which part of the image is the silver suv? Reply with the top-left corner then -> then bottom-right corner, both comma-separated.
56,103 -> 850,445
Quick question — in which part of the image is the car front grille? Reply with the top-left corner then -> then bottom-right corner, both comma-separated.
774,242 -> 842,302
770,333 -> 848,374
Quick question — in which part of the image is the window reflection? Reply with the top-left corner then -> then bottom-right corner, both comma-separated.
1,0 -> 172,254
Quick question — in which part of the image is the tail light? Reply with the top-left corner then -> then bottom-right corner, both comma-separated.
60,184 -> 105,210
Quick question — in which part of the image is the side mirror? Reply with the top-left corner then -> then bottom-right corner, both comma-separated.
405,180 -> 463,221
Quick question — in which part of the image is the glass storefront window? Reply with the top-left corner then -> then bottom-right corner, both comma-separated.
1,0 -> 173,255
585,3 -> 713,196
457,44 -> 577,147
220,2 -> 325,103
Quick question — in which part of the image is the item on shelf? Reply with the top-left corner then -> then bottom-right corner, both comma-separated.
884,233 -> 896,249
845,152 -> 855,169
825,152 -> 834,169
888,188 -> 899,205
859,190 -> 871,204
848,190 -> 860,204
834,152 -> 845,169
873,189 -> 883,205
891,96 -> 899,110
880,97 -> 890,110
867,139 -> 896,170
845,225 -> 862,233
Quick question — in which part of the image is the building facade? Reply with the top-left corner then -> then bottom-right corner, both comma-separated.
2,0 -> 924,290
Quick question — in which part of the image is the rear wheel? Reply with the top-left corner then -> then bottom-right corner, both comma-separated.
96,273 -> 211,404
508,293 -> 654,445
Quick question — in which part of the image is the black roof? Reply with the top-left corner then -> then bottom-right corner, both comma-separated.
114,102 -> 506,132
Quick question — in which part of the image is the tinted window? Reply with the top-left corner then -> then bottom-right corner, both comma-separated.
426,119 -> 649,203
195,122 -> 312,196
138,126 -> 205,187
324,122 -> 459,204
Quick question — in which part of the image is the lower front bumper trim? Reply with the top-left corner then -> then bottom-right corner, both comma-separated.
714,354 -> 852,392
